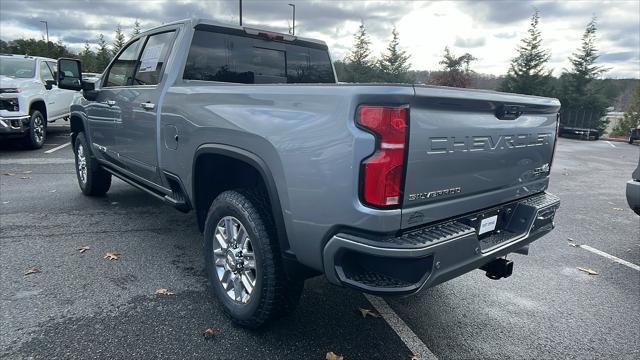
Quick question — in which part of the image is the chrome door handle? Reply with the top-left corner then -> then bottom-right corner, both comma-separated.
140,102 -> 155,110
102,100 -> 116,106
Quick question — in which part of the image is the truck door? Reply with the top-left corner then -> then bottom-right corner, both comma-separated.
86,38 -> 142,166
117,30 -> 177,184
46,61 -> 75,118
38,61 -> 63,119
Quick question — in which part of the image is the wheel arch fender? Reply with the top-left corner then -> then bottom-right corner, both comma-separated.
192,143 -> 293,259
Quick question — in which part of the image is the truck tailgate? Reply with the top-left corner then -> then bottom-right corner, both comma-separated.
401,86 -> 560,229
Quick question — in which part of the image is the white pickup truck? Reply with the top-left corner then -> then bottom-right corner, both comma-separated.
0,54 -> 76,148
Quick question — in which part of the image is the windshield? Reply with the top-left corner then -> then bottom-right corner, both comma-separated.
0,57 -> 36,78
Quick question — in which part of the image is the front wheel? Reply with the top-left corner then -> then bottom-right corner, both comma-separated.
74,132 -> 112,196
23,110 -> 46,149
204,190 -> 302,328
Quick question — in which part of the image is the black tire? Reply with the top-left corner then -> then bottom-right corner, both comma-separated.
73,132 -> 111,196
23,110 -> 46,149
629,136 -> 634,144
204,189 -> 303,328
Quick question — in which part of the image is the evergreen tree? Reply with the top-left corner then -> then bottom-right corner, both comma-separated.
558,17 -> 609,132
378,27 -> 411,83
499,10 -> 551,95
96,33 -> 111,72
79,41 -> 96,73
345,21 -> 377,83
131,19 -> 141,38
112,25 -> 125,56
431,47 -> 477,88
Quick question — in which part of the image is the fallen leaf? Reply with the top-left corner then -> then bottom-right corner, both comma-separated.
2,173 -> 14,176
49,189 -> 57,193
203,327 -> 218,339
20,176 -> 31,180
612,208 -> 624,211
22,170 -> 32,174
607,202 -> 616,205
326,352 -> 344,360
568,243 -> 579,247
2,201 -> 9,204
24,267 -> 39,276
567,237 -> 575,242
577,267 -> 599,275
358,307 -> 380,318
78,245 -> 90,253
155,288 -> 176,296
104,251 -> 119,260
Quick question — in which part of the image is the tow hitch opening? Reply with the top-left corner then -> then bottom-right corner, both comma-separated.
481,258 -> 513,280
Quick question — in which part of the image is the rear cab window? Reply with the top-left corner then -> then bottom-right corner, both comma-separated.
183,28 -> 335,84
134,31 -> 177,86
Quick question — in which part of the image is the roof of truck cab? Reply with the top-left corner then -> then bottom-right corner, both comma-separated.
0,54 -> 55,62
137,18 -> 327,47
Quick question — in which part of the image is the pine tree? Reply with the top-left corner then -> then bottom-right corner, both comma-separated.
112,25 -> 125,56
558,17 -> 610,133
345,21 -> 376,83
79,41 -> 96,73
378,27 -> 411,83
131,19 -> 141,38
564,17 -> 607,103
96,33 -> 111,72
499,10 -> 551,95
431,47 -> 476,88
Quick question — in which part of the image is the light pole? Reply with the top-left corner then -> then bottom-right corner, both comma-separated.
288,3 -> 295,35
239,0 -> 243,26
40,20 -> 49,43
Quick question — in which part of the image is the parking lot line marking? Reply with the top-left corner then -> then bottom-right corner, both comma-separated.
44,142 -> 71,154
604,141 -> 616,148
364,294 -> 438,360
579,244 -> 640,271
0,158 -> 74,165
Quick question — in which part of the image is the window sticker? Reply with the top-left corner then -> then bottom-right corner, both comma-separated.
139,44 -> 164,73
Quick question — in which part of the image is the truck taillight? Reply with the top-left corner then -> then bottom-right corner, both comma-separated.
550,112 -> 560,171
357,106 -> 408,208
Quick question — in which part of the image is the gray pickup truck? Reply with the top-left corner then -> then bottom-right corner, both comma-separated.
57,18 -> 561,328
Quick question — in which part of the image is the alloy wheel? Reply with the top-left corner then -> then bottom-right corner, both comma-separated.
213,216 -> 257,304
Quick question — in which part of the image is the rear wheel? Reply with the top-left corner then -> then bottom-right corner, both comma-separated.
23,110 -> 46,149
74,132 -> 111,196
204,190 -> 303,328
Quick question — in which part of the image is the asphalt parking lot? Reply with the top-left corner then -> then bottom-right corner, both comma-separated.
1,128 -> 639,359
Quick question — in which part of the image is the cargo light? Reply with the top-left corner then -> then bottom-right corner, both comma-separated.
357,106 -> 408,208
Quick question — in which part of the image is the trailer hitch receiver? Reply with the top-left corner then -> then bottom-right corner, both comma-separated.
480,258 -> 513,280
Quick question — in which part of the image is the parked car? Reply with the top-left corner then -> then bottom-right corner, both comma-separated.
0,54 -> 76,148
626,156 -> 640,215
57,18 -> 561,328
629,125 -> 640,144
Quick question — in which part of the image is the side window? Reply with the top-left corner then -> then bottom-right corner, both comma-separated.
46,62 -> 58,80
134,31 -> 176,86
104,39 -> 141,87
39,61 -> 54,82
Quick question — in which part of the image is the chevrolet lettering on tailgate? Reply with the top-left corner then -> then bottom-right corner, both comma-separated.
427,133 -> 552,154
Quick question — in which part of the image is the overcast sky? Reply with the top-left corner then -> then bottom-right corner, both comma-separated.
1,0 -> 638,78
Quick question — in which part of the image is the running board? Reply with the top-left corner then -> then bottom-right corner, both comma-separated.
101,166 -> 191,212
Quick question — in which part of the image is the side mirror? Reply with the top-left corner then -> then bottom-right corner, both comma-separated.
44,79 -> 56,90
57,58 -> 83,91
